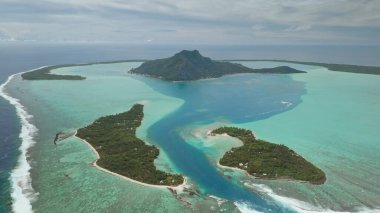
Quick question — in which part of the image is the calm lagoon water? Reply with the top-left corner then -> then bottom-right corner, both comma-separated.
236,62 -> 380,212
1,45 -> 380,212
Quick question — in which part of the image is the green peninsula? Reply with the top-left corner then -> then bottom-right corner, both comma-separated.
21,60 -> 146,80
275,60 -> 380,75
130,50 -> 305,81
21,65 -> 86,80
211,127 -> 326,184
76,104 -> 184,186
228,60 -> 380,75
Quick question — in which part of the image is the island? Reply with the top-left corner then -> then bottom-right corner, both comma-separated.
76,104 -> 184,186
211,127 -> 326,184
226,60 -> 380,75
274,60 -> 380,75
129,50 -> 306,81
21,65 -> 86,80
21,60 -> 146,80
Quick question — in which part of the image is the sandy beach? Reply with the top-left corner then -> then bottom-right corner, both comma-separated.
73,132 -> 187,190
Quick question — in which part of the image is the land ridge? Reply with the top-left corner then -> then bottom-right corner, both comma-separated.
21,60 -> 147,80
224,59 -> 380,75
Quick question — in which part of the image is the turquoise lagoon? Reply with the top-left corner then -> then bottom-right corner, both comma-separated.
4,61 -> 380,212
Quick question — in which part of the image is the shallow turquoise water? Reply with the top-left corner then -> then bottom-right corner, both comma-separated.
4,61 -> 380,212
179,62 -> 380,212
5,63 -> 213,213
130,67 -> 307,212
235,63 -> 380,212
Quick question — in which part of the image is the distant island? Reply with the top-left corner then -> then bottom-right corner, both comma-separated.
211,127 -> 326,184
227,60 -> 380,75
21,60 -> 144,80
275,60 -> 380,75
129,50 -> 305,81
21,65 -> 86,80
76,104 -> 184,186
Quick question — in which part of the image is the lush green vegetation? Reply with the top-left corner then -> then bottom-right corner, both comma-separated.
21,60 -> 147,80
76,104 -> 184,186
130,50 -> 305,81
211,127 -> 326,184
252,66 -> 307,74
280,60 -> 380,75
21,65 -> 86,80
228,60 -> 380,75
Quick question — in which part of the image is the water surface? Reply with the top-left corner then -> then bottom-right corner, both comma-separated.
3,59 -> 380,212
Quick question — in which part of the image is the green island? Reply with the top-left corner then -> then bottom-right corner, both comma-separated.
227,59 -> 380,75
278,60 -> 380,75
76,104 -> 184,186
21,65 -> 86,80
21,60 -> 146,80
130,50 -> 305,81
211,127 -> 326,184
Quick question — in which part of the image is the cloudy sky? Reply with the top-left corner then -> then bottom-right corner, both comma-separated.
0,0 -> 379,44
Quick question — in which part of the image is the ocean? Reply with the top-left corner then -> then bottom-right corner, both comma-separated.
1,42 -> 380,212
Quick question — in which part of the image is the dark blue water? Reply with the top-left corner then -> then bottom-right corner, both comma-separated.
134,73 -> 305,212
1,42 -> 379,212
0,83 -> 20,213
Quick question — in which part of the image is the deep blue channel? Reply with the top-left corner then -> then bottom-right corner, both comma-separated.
134,73 -> 306,212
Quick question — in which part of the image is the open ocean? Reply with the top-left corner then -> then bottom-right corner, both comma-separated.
1,42 -> 380,212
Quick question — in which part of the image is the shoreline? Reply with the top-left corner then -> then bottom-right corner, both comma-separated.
216,161 -> 321,185
73,133 -> 187,190
0,69 -> 46,213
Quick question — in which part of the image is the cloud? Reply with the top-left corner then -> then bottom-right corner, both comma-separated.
0,0 -> 379,44
285,25 -> 312,32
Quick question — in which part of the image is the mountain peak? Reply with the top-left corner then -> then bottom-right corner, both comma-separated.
174,50 -> 203,59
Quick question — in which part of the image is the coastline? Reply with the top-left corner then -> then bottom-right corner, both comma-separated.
73,133 -> 187,190
0,69 -> 46,213
216,161 -> 323,185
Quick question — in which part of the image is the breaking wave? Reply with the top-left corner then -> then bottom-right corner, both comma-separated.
244,182 -> 379,213
0,68 -> 45,213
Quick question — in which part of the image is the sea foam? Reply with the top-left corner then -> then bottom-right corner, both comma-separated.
244,182 -> 380,213
234,201 -> 264,213
0,69 -> 44,213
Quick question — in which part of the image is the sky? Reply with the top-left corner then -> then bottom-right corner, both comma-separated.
0,0 -> 380,45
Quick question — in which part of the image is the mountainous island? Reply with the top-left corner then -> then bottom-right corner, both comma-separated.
76,104 -> 184,186
211,127 -> 326,184
129,50 -> 305,81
